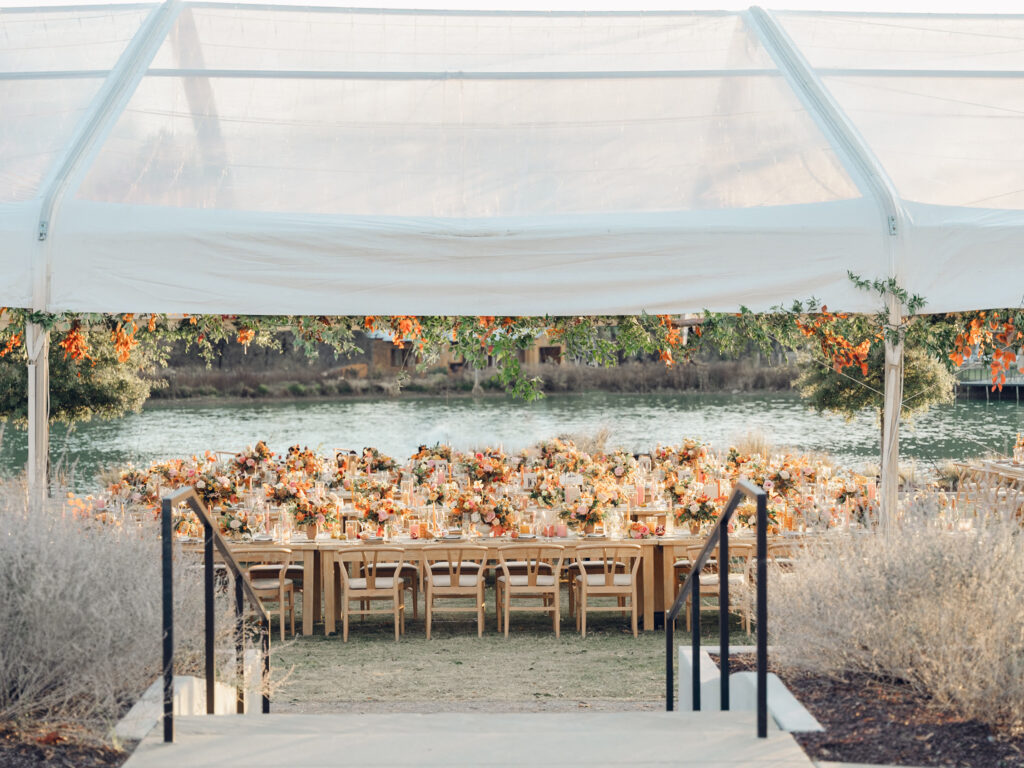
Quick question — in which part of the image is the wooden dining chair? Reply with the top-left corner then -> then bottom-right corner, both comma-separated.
245,547 -> 295,641
682,541 -> 754,634
421,545 -> 488,639
572,543 -> 642,638
495,544 -> 564,638
334,547 -> 407,642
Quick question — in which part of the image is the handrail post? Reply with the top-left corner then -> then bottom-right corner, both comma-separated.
261,620 -> 271,714
665,603 -> 674,711
691,576 -> 700,710
161,498 -> 174,743
756,491 -> 768,738
235,575 -> 245,714
204,519 -> 215,715
719,526 -> 730,710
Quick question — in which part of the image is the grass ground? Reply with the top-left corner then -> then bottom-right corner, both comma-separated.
271,590 -> 753,713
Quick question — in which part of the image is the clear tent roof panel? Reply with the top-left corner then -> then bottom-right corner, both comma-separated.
0,4 -> 153,72
2,3 -> 1024,315
76,70 -> 860,215
0,4 -> 153,203
778,11 -> 1024,209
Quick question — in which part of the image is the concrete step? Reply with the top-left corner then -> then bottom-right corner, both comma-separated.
125,710 -> 814,768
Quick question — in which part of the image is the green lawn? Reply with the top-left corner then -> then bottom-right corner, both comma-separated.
270,591 -> 752,712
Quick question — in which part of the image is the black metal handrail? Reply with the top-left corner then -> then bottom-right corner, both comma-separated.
161,487 -> 271,743
665,478 -> 768,739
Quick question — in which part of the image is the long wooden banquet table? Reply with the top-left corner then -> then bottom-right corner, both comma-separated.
186,533 -> 804,636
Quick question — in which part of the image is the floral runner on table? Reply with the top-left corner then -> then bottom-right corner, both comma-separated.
69,434 -> 925,542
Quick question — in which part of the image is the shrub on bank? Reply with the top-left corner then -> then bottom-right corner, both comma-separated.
0,484 -> 231,740
768,502 -> 1024,734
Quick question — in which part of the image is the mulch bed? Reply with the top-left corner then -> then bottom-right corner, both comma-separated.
721,654 -> 1024,768
0,724 -> 131,768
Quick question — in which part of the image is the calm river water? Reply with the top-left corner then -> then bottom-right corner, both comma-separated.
2,392 -> 1022,490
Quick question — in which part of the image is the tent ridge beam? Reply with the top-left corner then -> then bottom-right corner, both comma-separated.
144,67 -> 778,80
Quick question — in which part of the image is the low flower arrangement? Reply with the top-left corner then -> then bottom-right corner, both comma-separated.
560,492 -> 603,530
529,472 -> 565,508
195,469 -> 240,509
674,493 -> 718,527
412,443 -> 452,462
352,478 -> 392,511
628,521 -> 652,539
605,449 -> 638,482
460,449 -> 509,486
290,496 -> 340,529
665,472 -> 693,506
219,506 -> 256,538
360,446 -> 397,474
484,495 -> 518,531
233,441 -> 275,476
452,483 -> 488,518
363,497 -> 403,526
284,444 -> 324,475
264,474 -> 311,507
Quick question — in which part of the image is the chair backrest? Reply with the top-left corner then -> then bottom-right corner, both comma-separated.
497,544 -> 564,587
684,541 -> 755,572
767,540 -> 799,560
335,546 -> 406,587
574,544 -> 641,585
245,547 -> 292,588
422,545 -> 488,584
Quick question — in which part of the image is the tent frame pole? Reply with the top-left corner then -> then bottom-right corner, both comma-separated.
26,323 -> 50,513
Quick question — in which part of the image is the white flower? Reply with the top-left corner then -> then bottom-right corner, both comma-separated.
779,470 -> 790,481
196,480 -> 206,489
230,518 -> 242,529
689,502 -> 699,513
471,512 -> 481,523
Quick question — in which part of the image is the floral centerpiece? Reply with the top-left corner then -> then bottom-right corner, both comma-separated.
412,443 -> 452,462
674,493 -> 718,532
452,483 -> 488,519
604,449 -> 638,482
107,466 -> 159,507
284,445 -> 324,476
352,478 -> 392,511
360,446 -> 397,474
664,471 -> 693,506
560,492 -> 603,532
459,449 -> 509,486
628,521 -> 652,539
363,497 -> 403,529
765,462 -> 798,497
529,471 -> 565,508
219,506 -> 256,539
233,441 -> 275,477
264,473 -> 311,507
194,468 -> 241,509
290,495 -> 340,537
482,495 -> 517,533
678,438 -> 709,468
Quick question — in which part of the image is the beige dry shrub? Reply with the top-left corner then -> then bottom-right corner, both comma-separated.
767,499 -> 1024,733
0,483 -> 236,738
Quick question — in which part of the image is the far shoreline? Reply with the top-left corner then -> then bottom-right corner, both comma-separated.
141,387 -> 803,410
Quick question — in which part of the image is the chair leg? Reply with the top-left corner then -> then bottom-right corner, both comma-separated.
580,591 -> 587,638
495,584 -> 502,633
504,590 -> 511,639
425,592 -> 432,640
394,595 -> 401,642
631,594 -> 638,638
289,590 -> 295,637
553,590 -> 560,639
477,588 -> 485,638
342,598 -> 350,643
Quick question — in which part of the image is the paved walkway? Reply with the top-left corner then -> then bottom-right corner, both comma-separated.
125,711 -> 814,767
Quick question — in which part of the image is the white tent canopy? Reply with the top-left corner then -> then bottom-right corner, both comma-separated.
3,3 -> 1024,316
4,3 -> 1024,518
